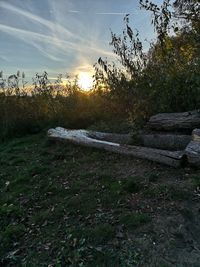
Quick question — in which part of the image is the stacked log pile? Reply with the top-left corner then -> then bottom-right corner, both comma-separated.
48,110 -> 200,168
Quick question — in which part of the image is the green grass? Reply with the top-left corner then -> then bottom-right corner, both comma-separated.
119,213 -> 150,229
0,133 -> 150,266
0,132 -> 198,266
122,177 -> 143,193
192,174 -> 200,187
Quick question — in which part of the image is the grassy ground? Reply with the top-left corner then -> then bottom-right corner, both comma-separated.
1,133 -> 200,267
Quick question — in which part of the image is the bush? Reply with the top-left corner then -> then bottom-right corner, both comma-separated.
0,72 -> 131,140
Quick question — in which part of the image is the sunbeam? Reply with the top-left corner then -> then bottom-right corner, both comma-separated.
0,0 -> 154,78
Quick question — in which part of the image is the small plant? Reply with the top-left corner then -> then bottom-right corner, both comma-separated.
86,224 -> 116,244
192,174 -> 200,187
122,177 -> 143,193
148,173 -> 159,183
120,213 -> 150,229
2,223 -> 26,243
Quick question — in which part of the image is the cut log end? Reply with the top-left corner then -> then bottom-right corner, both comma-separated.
185,128 -> 200,167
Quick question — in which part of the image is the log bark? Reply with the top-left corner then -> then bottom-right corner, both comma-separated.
48,127 -> 184,168
87,131 -> 191,150
148,110 -> 200,132
87,131 -> 133,145
185,129 -> 200,167
140,133 -> 191,151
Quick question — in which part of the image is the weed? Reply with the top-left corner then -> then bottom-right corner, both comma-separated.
122,177 -> 143,193
192,174 -> 200,187
1,223 -> 26,243
148,173 -> 159,183
86,224 -> 116,244
120,213 -> 150,229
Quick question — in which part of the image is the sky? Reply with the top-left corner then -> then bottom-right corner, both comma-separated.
0,0 -> 162,82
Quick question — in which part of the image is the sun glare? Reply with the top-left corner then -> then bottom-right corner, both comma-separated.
78,72 -> 93,91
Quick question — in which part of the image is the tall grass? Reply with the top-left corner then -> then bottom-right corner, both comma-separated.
0,71 -> 132,141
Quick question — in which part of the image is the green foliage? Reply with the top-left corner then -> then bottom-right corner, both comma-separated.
95,0 -> 200,123
0,71 -> 131,140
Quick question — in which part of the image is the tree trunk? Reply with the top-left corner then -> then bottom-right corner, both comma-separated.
148,110 -> 200,132
48,127 -> 184,168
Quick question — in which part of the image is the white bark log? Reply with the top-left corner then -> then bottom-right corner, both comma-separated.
48,127 -> 184,168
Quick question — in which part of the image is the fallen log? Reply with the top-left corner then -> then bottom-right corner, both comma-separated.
87,131 -> 132,145
85,130 -> 191,150
148,110 -> 200,132
48,127 -> 184,168
140,133 -> 191,151
185,129 -> 200,167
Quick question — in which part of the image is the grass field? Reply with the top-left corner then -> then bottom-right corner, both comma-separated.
1,132 -> 200,266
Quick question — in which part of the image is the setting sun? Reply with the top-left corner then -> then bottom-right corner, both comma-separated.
78,72 -> 93,91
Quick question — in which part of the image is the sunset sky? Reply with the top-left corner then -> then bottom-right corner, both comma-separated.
0,0 -> 162,82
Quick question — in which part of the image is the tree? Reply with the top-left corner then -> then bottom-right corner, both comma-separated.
94,0 -> 200,123
139,0 -> 200,41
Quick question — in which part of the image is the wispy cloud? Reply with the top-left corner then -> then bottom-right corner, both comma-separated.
0,54 -> 10,62
0,21 -> 114,62
0,0 -> 123,75
0,2 -> 115,55
96,12 -> 129,15
0,1 -> 75,39
68,10 -> 128,16
0,23 -> 67,61
69,10 -> 80,13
